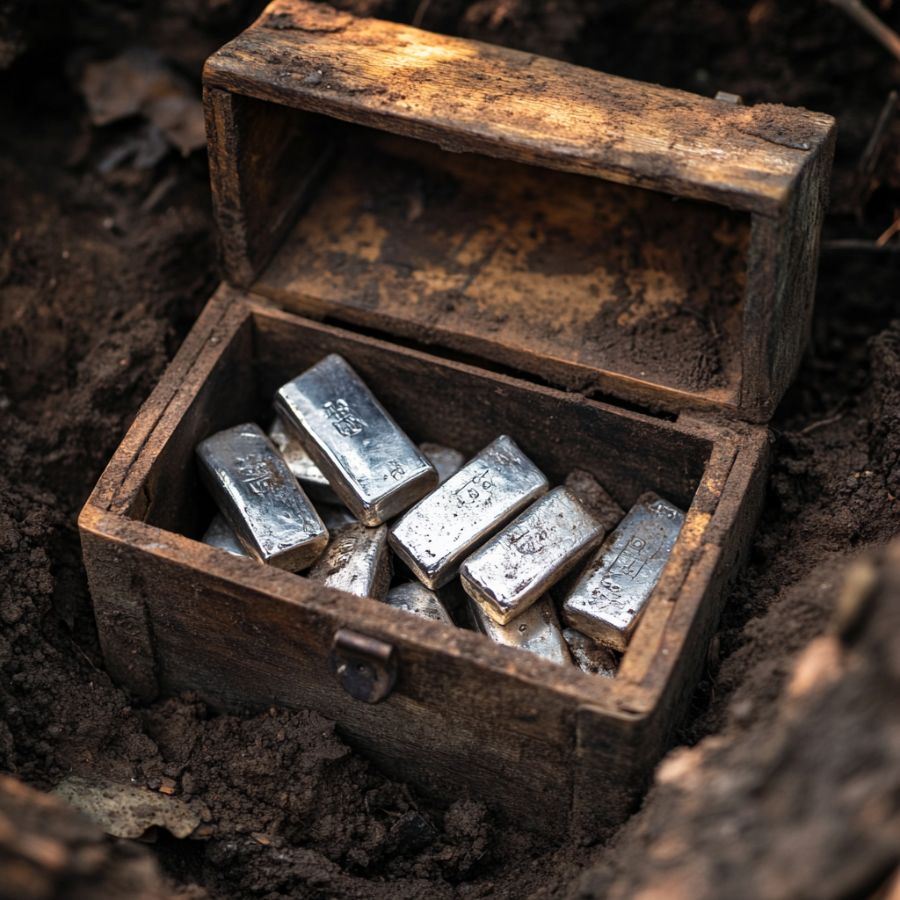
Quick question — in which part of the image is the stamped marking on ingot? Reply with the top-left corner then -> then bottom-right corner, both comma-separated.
323,397 -> 367,437
234,451 -> 280,495
508,523 -> 549,555
460,486 -> 605,625
196,423 -> 328,571
452,465 -> 495,508
275,354 -> 437,525
469,594 -> 571,666
385,582 -> 454,625
389,436 -> 548,590
561,492 -> 684,651
308,523 -> 391,599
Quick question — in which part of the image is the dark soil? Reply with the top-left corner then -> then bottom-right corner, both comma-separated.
2,1 -> 899,898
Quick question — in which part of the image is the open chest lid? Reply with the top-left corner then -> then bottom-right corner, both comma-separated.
202,0 -> 836,423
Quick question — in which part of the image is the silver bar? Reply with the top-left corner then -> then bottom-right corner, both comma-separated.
275,354 -> 437,526
420,442 -> 465,485
202,513 -> 248,558
561,492 -> 684,651
291,443 -> 463,528
308,523 -> 391,599
563,627 -> 618,678
469,594 -> 571,666
385,582 -> 454,625
196,423 -> 328,571
460,487 -> 604,625
389,435 -> 548,589
268,415 -> 338,504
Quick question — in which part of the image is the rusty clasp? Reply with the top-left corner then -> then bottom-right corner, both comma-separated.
330,629 -> 397,703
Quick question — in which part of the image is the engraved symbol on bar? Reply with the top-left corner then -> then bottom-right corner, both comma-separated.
332,534 -> 358,567
386,459 -> 407,481
323,398 -> 367,437
649,499 -> 679,520
235,453 -> 278,496
509,524 -> 548,555
596,577 -> 622,598
611,550 -> 644,579
453,467 -> 493,508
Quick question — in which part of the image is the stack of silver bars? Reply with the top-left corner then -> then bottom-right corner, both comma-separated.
196,354 -> 685,677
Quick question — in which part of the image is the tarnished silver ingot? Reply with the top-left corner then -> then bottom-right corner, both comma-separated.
268,415 -> 338,504
469,594 -> 571,666
385,582 -> 454,625
460,487 -> 605,625
202,513 -> 248,558
270,426 -> 463,509
195,423 -> 328,571
562,492 -> 684,651
420,442 -> 465,486
563,627 -> 618,678
276,354 -> 437,526
292,443 -> 463,530
308,523 -> 391,599
389,435 -> 548,590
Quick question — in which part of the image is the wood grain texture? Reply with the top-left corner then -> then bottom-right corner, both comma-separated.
741,128 -> 837,418
203,0 -> 834,217
255,133 -> 748,409
80,287 -> 769,834
78,284 -> 252,701
204,88 -> 332,285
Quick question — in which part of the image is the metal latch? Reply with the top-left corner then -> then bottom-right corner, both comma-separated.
330,629 -> 397,703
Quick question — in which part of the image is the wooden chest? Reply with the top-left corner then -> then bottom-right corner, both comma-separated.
78,0 -> 836,838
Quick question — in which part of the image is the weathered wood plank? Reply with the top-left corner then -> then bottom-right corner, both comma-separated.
572,423 -> 768,838
254,133 -> 748,410
204,0 -> 834,217
202,1 -> 835,421
741,128 -> 837,418
617,424 -> 769,687
204,88 -> 332,285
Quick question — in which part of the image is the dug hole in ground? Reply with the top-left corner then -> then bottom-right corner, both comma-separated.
1,1 -> 899,897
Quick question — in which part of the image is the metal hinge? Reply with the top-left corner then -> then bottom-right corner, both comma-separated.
330,628 -> 397,703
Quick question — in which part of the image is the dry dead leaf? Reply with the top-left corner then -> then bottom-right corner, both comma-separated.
80,48 -> 205,156
52,776 -> 205,840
